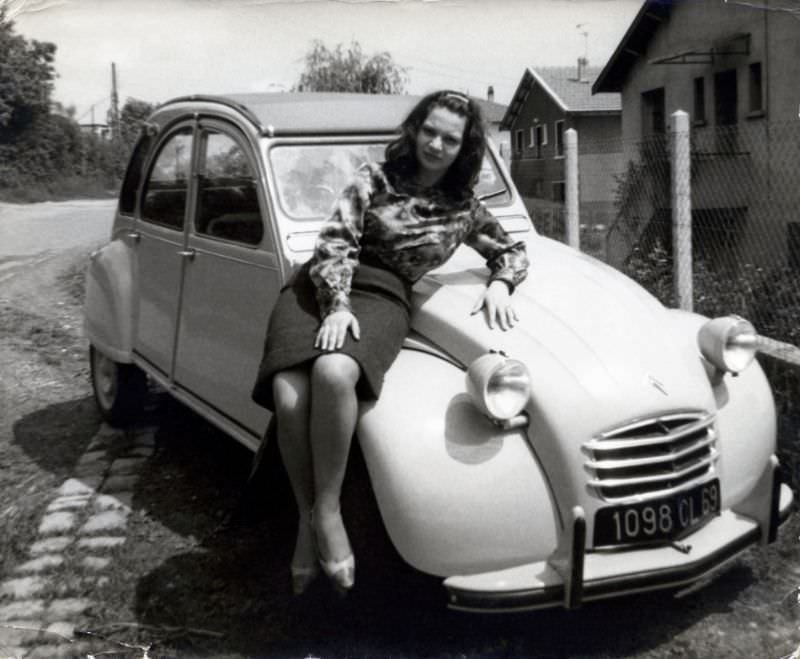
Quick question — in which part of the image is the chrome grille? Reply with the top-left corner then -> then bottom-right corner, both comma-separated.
583,412 -> 717,502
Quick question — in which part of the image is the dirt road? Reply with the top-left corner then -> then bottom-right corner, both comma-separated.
0,200 -> 799,658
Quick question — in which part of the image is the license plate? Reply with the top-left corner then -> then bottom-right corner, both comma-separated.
593,480 -> 720,547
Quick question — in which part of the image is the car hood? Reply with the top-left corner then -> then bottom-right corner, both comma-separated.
410,236 -> 716,513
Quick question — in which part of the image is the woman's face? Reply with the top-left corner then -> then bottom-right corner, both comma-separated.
414,105 -> 467,183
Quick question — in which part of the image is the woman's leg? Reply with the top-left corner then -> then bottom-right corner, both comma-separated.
308,353 -> 361,565
272,368 -> 315,573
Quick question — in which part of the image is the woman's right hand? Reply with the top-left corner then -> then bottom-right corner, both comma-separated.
315,310 -> 361,351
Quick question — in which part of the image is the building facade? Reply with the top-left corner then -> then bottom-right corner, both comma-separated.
594,0 -> 800,268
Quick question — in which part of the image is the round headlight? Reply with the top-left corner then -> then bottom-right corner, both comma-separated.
698,315 -> 758,375
466,353 -> 532,421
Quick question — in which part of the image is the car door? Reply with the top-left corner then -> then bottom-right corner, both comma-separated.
172,121 -> 279,436
133,124 -> 195,376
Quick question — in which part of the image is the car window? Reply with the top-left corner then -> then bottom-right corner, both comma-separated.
119,132 -> 153,215
195,131 -> 264,246
269,142 -> 512,221
141,128 -> 193,230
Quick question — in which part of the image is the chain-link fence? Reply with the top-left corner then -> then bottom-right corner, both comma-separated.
519,117 -> 800,409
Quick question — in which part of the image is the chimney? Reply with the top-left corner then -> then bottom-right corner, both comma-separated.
487,85 -> 495,103
577,57 -> 589,82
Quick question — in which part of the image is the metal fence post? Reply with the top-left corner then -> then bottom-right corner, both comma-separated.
565,128 -> 580,249
671,110 -> 692,311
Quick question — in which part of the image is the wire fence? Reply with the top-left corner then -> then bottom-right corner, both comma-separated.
521,117 -> 800,402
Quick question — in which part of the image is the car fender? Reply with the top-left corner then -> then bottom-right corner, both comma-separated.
666,309 -> 776,509
84,239 -> 137,363
357,348 -> 559,577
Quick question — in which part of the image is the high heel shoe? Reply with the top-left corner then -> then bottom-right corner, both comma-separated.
290,562 -> 320,596
290,512 -> 320,596
311,508 -> 355,595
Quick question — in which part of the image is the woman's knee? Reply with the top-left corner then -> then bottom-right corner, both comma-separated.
273,369 -> 310,418
311,354 -> 360,394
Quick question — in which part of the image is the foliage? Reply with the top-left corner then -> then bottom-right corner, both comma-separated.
296,39 -> 407,94
622,239 -> 800,415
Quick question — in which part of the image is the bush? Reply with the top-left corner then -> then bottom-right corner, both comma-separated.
621,239 -> 800,417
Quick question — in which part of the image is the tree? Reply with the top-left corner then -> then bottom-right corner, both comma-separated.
296,40 -> 407,94
0,7 -> 56,138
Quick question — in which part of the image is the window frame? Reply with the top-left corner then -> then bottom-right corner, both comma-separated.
139,125 -> 195,231
193,124 -> 267,248
554,120 -> 565,158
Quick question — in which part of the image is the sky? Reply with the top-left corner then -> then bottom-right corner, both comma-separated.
10,0 -> 642,125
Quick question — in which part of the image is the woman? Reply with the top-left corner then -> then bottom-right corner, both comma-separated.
251,90 -> 529,596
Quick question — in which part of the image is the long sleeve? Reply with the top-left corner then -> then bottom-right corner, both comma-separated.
308,166 -> 373,318
465,199 -> 529,292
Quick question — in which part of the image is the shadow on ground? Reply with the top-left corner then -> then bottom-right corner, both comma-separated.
123,402 -> 759,658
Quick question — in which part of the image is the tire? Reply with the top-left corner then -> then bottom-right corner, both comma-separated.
89,345 -> 148,427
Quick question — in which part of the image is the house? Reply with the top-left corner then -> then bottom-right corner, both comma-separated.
474,86 -> 511,164
500,62 -> 622,235
593,0 -> 800,269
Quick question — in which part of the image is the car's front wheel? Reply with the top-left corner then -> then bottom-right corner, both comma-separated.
89,345 -> 148,426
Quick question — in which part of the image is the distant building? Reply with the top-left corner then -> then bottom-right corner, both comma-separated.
80,123 -> 111,140
593,0 -> 800,268
474,86 -> 511,165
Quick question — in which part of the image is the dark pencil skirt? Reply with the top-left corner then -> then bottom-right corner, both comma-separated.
251,259 -> 413,411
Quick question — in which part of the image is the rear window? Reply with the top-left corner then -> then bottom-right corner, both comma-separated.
119,133 -> 153,215
269,142 -> 512,221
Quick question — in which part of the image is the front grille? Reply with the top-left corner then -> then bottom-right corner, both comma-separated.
582,412 -> 717,502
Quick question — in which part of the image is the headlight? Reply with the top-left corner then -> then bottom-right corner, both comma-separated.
466,352 -> 531,421
697,315 -> 758,375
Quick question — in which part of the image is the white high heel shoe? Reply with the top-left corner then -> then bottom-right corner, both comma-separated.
311,508 -> 355,595
290,512 -> 320,596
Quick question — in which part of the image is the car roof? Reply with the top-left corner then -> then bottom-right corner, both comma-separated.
155,92 -> 421,136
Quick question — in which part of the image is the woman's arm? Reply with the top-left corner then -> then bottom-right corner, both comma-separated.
465,200 -> 529,330
308,166 -> 374,348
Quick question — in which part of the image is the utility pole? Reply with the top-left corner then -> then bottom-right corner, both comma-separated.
110,62 -> 120,142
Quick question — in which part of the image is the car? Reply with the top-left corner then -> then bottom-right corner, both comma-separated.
84,92 -> 793,613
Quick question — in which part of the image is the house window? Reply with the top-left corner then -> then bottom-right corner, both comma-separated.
535,123 -> 548,159
748,62 -> 763,113
641,87 -> 665,135
555,120 -> 565,157
515,129 -> 524,153
693,77 -> 706,124
714,69 -> 738,126
552,181 -> 566,203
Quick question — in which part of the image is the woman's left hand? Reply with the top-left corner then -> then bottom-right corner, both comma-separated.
471,280 -> 519,330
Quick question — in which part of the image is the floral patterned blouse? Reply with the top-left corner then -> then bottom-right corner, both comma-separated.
309,162 -> 529,317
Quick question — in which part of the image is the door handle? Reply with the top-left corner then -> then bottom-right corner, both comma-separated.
177,248 -> 196,260
125,231 -> 141,243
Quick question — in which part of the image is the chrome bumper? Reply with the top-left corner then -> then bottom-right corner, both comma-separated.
444,476 -> 793,614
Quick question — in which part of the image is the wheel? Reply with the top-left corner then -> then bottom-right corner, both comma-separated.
89,345 -> 148,426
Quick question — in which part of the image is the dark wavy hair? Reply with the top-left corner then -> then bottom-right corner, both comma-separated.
384,90 -> 486,199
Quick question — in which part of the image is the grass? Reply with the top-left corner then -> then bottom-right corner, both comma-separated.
0,177 -> 118,203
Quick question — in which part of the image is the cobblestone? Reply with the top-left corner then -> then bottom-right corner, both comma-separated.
15,555 -> 64,573
57,479 -> 95,497
94,492 -> 133,511
0,577 -> 46,598
37,512 -> 76,535
109,457 -> 147,475
44,621 -> 74,641
81,556 -> 111,571
75,536 -> 125,550
76,450 -> 107,466
44,598 -> 91,620
0,600 -> 46,621
100,474 -> 139,493
30,537 -> 73,556
46,496 -> 90,512
80,510 -> 128,534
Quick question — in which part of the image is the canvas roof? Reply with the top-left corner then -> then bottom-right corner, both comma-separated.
156,92 -> 506,136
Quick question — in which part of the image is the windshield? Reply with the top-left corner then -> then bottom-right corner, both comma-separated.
269,141 -> 512,221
